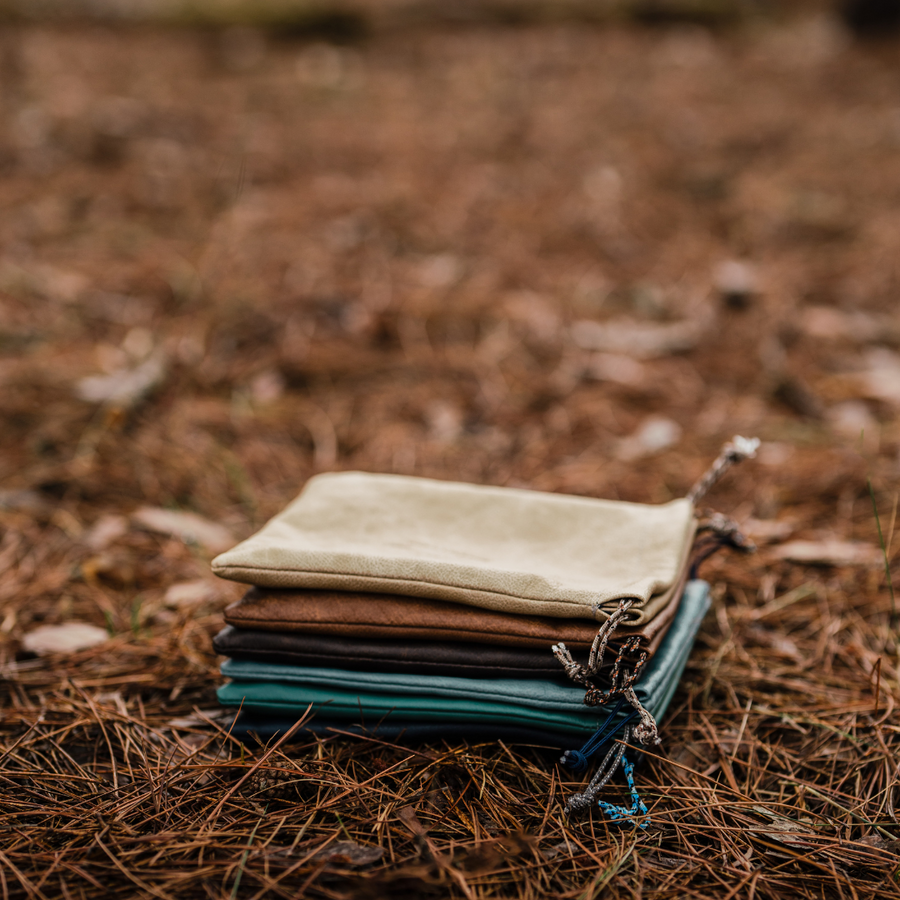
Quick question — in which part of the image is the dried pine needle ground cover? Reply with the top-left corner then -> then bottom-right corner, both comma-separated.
2,13 -> 900,899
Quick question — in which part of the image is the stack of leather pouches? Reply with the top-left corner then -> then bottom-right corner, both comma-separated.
211,440 -> 756,824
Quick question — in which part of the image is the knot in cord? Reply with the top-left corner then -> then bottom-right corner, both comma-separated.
563,728 -> 650,827
689,510 -> 757,579
563,726 -> 630,817
559,699 -> 636,774
560,749 -> 589,774
625,687 -> 661,745
554,598 -> 659,746
551,642 -> 588,686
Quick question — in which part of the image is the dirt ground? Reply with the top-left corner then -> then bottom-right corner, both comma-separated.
2,10 -> 900,899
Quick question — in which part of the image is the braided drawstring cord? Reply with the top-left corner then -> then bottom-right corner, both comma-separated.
554,597 -> 659,746
690,510 -> 757,579
623,687 -> 659,745
687,435 -> 760,505
563,727 -> 649,827
556,437 -> 759,824
564,726 -> 631,816
551,597 -> 636,687
596,753 -> 650,828
556,600 -> 657,824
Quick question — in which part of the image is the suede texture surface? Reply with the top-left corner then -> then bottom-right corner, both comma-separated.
222,563 -> 689,651
229,715 -> 578,745
212,565 -> 685,675
213,625 -> 569,678
212,472 -> 696,623
217,581 -> 710,735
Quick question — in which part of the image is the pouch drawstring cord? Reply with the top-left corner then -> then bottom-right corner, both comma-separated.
554,436 -> 761,825
553,597 -> 660,747
563,726 -> 648,828
690,510 -> 757,579
559,697 -> 637,775
555,598 -> 657,825
596,753 -> 649,828
687,435 -> 760,505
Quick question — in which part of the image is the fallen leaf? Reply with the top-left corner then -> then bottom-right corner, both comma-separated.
827,400 -> 876,441
540,841 -> 572,860
504,291 -> 560,342
83,514 -> 129,551
746,626 -> 802,661
167,710 -> 233,729
75,352 -> 166,409
616,415 -> 682,460
743,518 -> 795,543
571,316 -> 708,359
397,805 -> 427,836
860,348 -> 900,406
22,622 -> 109,656
751,806 -> 820,849
249,369 -> 285,404
164,579 -> 218,609
584,352 -> 647,387
0,489 -> 51,516
714,259 -> 758,309
425,401 -> 464,443
771,540 -> 882,567
418,254 -> 462,289
81,552 -> 135,587
858,835 -> 900,855
312,841 -> 384,867
645,852 -> 696,869
801,306 -> 895,344
132,507 -> 235,554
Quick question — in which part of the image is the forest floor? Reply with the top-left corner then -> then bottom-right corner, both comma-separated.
2,9 -> 900,899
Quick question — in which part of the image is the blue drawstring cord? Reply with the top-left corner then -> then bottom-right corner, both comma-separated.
559,698 -> 637,775
561,709 -> 650,828
596,754 -> 649,828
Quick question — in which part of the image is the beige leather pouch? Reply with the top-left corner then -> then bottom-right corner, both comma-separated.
212,472 -> 695,623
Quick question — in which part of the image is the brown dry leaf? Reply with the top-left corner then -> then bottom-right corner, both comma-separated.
584,352 -> 647,387
81,552 -> 136,587
540,841 -> 572,860
163,579 -> 219,609
83,514 -> 129,551
166,710 -> 233,729
752,807 -> 820,850
570,316 -> 708,359
22,622 -> 109,656
0,489 -> 52,516
827,401 -> 877,442
746,626 -> 802,661
75,352 -> 167,409
132,507 -> 235,554
743,518 -> 795,543
397,805 -> 427,836
616,415 -> 682,460
858,835 -> 900,855
770,540 -> 883,567
312,840 -> 384,867
801,307 -> 898,344
860,348 -> 900,406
